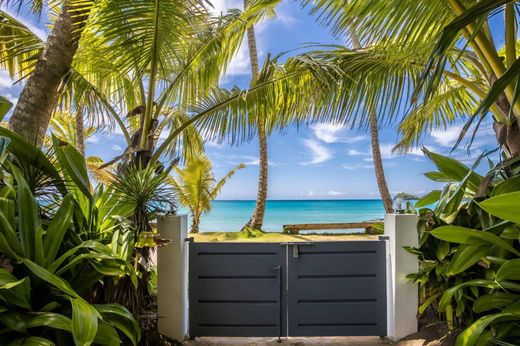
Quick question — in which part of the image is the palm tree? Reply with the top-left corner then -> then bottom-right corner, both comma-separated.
170,153 -> 245,233
241,0 -> 271,230
4,0 -> 93,145
300,0 -> 520,158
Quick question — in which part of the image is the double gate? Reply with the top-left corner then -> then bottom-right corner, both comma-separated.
189,241 -> 387,337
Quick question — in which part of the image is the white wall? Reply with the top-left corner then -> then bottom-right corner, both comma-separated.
384,213 -> 419,341
157,214 -> 189,341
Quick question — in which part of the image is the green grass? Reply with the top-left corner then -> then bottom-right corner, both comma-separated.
190,230 -> 378,242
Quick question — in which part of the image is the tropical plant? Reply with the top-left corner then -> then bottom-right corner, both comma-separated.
170,152 -> 245,233
240,0 -> 272,230
0,125 -> 140,345
408,148 -> 520,345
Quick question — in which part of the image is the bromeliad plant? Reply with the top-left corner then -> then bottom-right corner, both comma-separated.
0,126 -> 140,345
409,148 -> 520,345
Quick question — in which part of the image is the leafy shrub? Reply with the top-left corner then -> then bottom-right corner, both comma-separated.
0,129 -> 140,345
408,149 -> 520,345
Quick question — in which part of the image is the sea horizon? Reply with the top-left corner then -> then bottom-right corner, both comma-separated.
179,199 -> 386,233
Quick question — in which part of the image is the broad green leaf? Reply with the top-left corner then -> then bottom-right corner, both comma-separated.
21,259 -> 80,298
423,149 -> 483,192
424,171 -> 453,182
478,191 -> 520,224
53,137 -> 92,200
473,293 -> 520,313
492,175 -> 520,196
0,275 -> 31,309
456,312 -> 518,346
26,313 -> 72,332
446,244 -> 490,276
0,128 -> 67,196
93,320 -> 119,346
0,311 -> 25,332
439,279 -> 520,312
10,165 -> 39,259
0,208 -> 24,257
95,304 -> 141,345
435,240 -> 450,261
496,259 -> 520,281
431,226 -> 520,256
43,194 -> 74,266
0,96 -> 12,121
415,190 -> 441,208
8,336 -> 55,346
70,298 -> 99,346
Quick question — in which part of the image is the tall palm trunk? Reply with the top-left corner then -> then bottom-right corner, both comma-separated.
348,25 -> 393,213
75,107 -> 85,156
8,1 -> 88,146
243,0 -> 268,230
368,108 -> 393,213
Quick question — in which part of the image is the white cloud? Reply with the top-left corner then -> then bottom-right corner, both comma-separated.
0,71 -> 14,89
341,163 -> 362,170
311,123 -> 344,143
310,123 -> 368,144
346,149 -> 367,156
431,126 -> 462,147
327,190 -> 343,196
301,139 -> 332,165
111,144 -> 122,151
86,135 -> 100,144
307,190 -> 316,196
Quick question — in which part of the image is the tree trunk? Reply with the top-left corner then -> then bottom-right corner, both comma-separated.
369,108 -> 394,213
347,24 -> 393,213
243,0 -> 268,230
75,107 -> 85,156
8,1 -> 88,146
191,213 -> 200,233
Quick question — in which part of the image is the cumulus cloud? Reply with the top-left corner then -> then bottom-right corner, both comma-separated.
431,126 -> 462,147
327,190 -> 343,196
311,123 -> 368,144
301,139 -> 332,165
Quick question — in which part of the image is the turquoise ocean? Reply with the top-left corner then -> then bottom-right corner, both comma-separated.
179,199 -> 385,233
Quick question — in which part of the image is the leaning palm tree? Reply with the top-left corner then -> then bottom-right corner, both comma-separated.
301,0 -> 520,158
170,153 -> 245,233
3,0 -> 96,145
241,0 -> 271,230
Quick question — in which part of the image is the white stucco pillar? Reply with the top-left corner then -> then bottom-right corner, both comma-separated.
384,213 -> 419,341
157,214 -> 189,341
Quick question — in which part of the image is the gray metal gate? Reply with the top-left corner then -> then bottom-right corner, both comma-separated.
189,240 -> 386,337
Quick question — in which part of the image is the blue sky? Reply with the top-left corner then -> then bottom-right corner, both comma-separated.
0,1 -> 501,200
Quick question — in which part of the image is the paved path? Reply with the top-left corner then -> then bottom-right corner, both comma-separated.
184,337 -> 429,345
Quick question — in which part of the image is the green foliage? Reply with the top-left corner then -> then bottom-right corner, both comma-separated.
170,152 -> 245,233
408,150 -> 520,345
0,130 -> 140,345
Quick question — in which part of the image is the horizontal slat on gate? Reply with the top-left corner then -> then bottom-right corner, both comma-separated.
293,302 -> 382,324
193,325 -> 280,337
192,303 -> 278,324
191,278 -> 279,301
295,277 -> 381,300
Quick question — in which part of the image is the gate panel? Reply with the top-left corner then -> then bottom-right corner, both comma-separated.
189,243 -> 286,337
287,241 -> 387,336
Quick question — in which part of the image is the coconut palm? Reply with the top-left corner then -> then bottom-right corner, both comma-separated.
3,0 -> 95,145
242,0 -> 270,230
170,153 -> 245,233
300,0 -> 520,157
